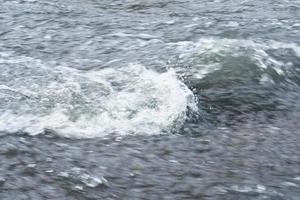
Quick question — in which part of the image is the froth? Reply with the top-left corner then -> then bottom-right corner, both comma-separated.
169,38 -> 300,83
0,56 -> 196,138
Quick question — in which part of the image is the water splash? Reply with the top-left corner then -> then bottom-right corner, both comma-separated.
0,55 -> 197,138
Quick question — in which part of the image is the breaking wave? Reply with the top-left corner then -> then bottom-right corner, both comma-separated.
0,54 -> 197,138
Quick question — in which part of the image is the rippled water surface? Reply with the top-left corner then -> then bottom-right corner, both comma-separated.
0,0 -> 300,199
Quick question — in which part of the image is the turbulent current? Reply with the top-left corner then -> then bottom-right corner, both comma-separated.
0,56 -> 196,137
0,0 -> 299,199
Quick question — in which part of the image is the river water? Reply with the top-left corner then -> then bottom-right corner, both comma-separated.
0,0 -> 300,199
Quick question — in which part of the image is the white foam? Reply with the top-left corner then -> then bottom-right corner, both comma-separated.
224,21 -> 239,27
171,38 -> 300,57
169,37 -> 300,82
0,56 -> 196,138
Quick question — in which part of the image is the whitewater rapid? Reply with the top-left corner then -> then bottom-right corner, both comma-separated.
1,38 -> 299,138
0,54 -> 197,138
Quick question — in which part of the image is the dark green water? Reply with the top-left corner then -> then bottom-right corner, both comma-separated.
0,0 -> 299,199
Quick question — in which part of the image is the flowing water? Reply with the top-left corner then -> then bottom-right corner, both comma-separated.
0,0 -> 300,199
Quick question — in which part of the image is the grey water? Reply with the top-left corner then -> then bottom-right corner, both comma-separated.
0,0 -> 300,199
